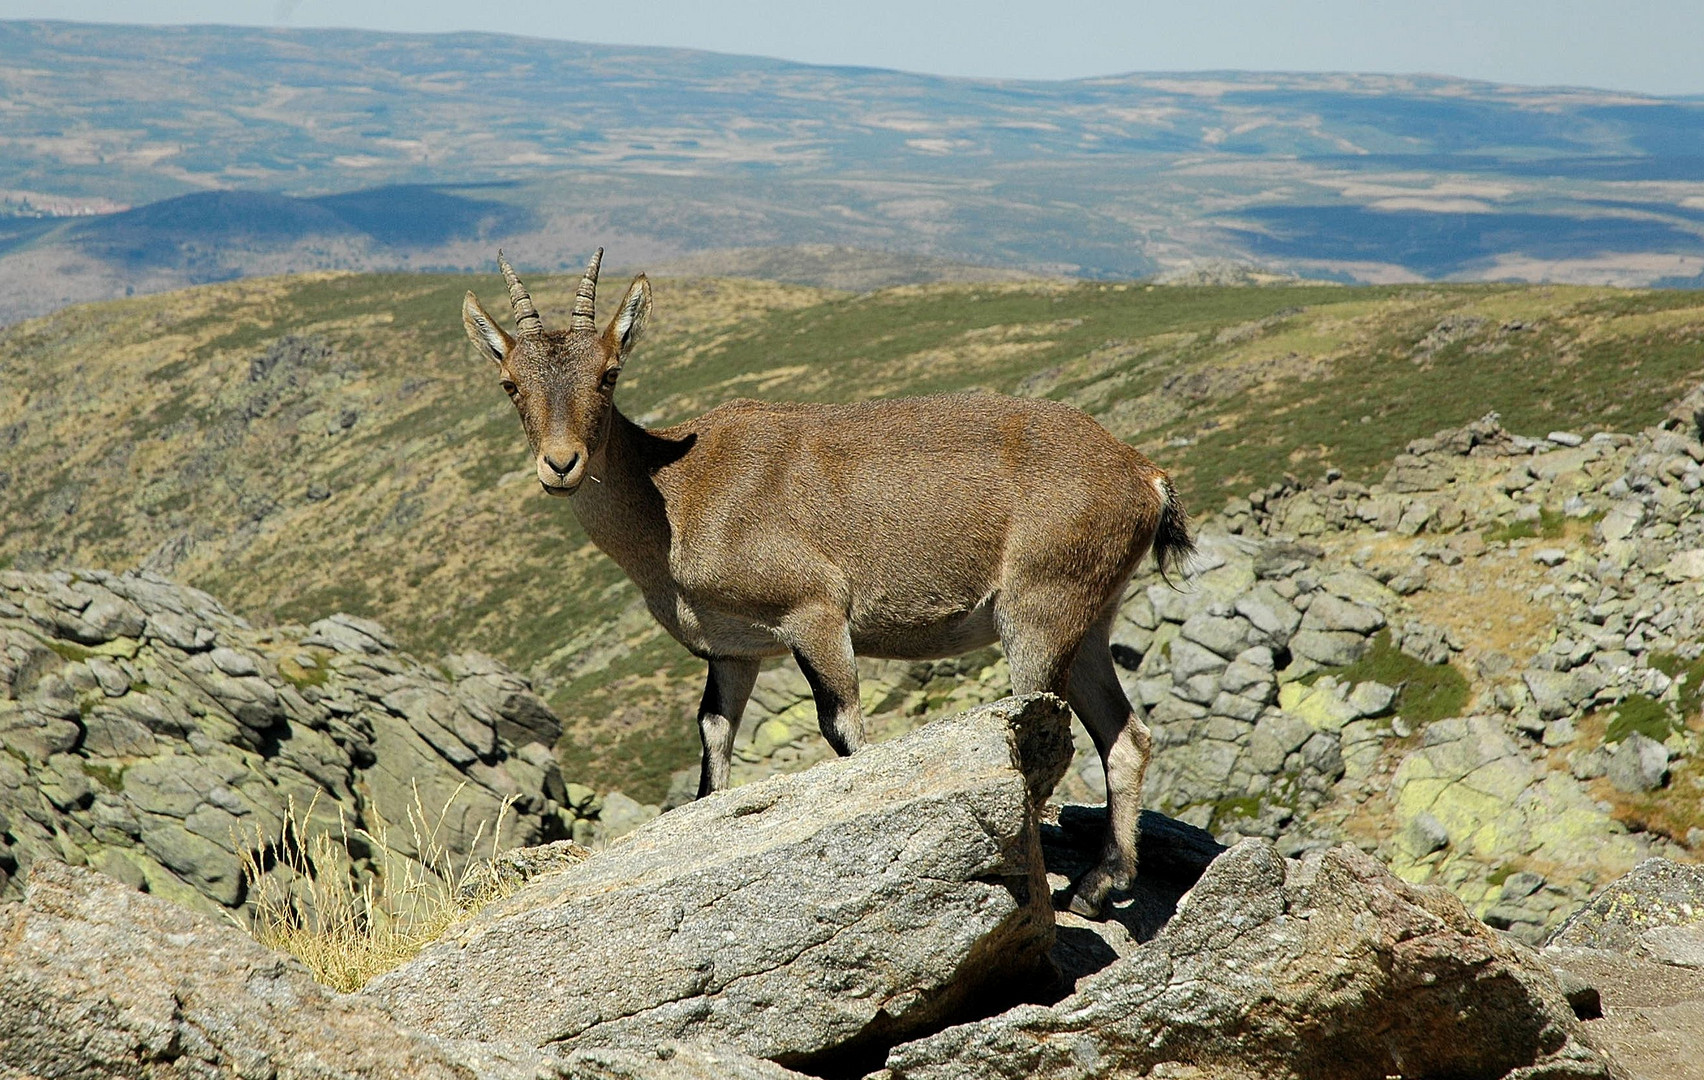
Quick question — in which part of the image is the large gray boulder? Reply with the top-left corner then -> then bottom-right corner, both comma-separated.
878,841 -> 1607,1080
1549,857 -> 1704,959
0,567 -> 575,914
1545,859 -> 1704,1080
0,860 -> 562,1080
367,694 -> 1076,1072
1604,732 -> 1670,794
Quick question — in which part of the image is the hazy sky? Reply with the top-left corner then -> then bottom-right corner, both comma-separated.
7,0 -> 1704,96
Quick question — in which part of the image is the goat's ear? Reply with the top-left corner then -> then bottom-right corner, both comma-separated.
603,275 -> 652,363
462,291 -> 513,366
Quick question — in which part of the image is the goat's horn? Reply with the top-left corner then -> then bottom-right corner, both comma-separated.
570,247 -> 603,331
497,250 -> 543,339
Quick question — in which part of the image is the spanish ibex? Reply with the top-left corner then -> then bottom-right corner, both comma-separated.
462,250 -> 1193,915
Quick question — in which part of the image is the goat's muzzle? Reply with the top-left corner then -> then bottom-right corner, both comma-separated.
537,448 -> 587,495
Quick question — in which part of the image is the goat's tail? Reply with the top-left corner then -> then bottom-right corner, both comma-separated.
1150,473 -> 1196,588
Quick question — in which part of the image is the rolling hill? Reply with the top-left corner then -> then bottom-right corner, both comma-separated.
3,21 -> 1704,322
3,267 -> 1702,796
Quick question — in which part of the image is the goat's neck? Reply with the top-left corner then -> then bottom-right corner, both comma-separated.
568,406 -> 676,589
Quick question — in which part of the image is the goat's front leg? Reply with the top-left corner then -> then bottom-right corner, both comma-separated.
696,656 -> 760,797
785,609 -> 865,757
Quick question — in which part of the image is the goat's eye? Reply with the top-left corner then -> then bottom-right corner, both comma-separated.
601,369 -> 620,389
500,379 -> 518,397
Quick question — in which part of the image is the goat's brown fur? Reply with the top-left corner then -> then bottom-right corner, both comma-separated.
463,252 -> 1194,915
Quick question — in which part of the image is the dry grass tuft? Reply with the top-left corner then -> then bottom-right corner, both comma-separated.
237,785 -> 518,991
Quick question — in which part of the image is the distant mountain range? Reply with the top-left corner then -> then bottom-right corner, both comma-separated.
2,20 -> 1704,321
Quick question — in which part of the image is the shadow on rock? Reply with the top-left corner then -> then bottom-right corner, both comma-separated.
1041,804 -> 1226,986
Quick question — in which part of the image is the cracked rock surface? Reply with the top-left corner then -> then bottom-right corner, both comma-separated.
0,860 -> 569,1080
367,694 -> 1075,1071
877,841 -> 1607,1080
6,755 -> 1699,1080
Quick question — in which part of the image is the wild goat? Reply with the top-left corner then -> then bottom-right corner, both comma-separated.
462,251 -> 1193,915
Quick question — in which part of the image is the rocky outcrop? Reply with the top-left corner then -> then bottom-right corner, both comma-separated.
1544,859 -> 1704,1080
1550,857 -> 1704,959
367,694 -> 1075,1072
0,852 -> 803,1080
879,841 -> 1607,1080
1388,715 -> 1647,939
0,568 -> 580,914
6,729 -> 1691,1080
0,859 -> 569,1080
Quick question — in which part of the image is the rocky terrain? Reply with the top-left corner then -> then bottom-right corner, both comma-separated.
2,391 -> 1703,1074
0,566 -> 643,915
1544,858 -> 1704,1078
6,272 -> 1702,803
5,692 -> 1700,1079
2,275 -> 1701,955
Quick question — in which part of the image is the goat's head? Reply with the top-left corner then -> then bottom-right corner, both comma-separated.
462,249 -> 651,496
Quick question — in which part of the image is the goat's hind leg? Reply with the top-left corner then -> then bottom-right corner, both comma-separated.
785,608 -> 866,757
696,656 -> 760,797
1063,623 -> 1151,918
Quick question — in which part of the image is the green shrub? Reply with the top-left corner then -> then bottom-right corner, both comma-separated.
1650,651 -> 1704,719
80,761 -> 124,792
1317,629 -> 1471,726
1605,694 -> 1680,744
1483,508 -> 1565,544
46,640 -> 96,663
279,654 -> 331,690
1215,795 -> 1263,821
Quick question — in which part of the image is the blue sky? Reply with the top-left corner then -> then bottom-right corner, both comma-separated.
6,0 -> 1703,95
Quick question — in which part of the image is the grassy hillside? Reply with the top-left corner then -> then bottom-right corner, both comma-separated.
2,271 -> 1701,798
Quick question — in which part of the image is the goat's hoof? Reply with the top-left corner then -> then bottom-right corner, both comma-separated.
1062,862 -> 1132,919
1066,891 -> 1104,918
1062,873 -> 1113,918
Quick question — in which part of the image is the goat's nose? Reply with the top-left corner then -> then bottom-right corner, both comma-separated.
543,452 -> 580,476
